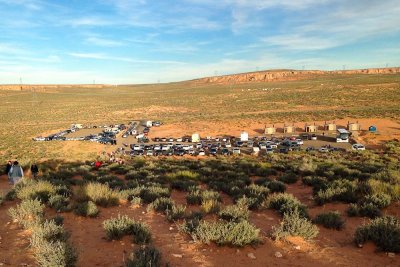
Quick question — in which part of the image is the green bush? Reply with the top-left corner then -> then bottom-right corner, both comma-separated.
16,180 -> 57,203
240,184 -> 269,210
73,201 -> 99,218
314,179 -> 357,205
126,247 -> 161,267
130,197 -> 142,206
186,188 -> 220,205
266,193 -> 308,218
354,216 -> 400,252
30,219 -> 67,248
167,170 -> 200,181
34,240 -> 77,267
219,204 -> 249,222
103,215 -> 151,244
180,219 -> 260,247
140,185 -> 170,204
165,205 -> 186,222
171,179 -> 199,191
201,199 -> 221,214
347,203 -> 381,218
48,195 -> 70,212
278,172 -> 299,184
363,193 -> 391,209
147,197 -> 175,213
313,211 -> 344,230
8,199 -> 45,228
266,180 -> 286,193
83,183 -> 119,207
272,209 -> 319,240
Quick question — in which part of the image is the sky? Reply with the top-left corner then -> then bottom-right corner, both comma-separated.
0,0 -> 399,84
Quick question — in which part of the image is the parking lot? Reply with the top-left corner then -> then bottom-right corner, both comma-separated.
33,120 -> 355,157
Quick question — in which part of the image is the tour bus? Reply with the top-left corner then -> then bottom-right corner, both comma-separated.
336,128 -> 350,143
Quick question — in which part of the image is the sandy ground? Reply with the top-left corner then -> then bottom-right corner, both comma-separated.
1,175 -> 399,267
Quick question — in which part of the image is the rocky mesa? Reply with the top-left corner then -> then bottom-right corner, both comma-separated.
191,67 -> 400,85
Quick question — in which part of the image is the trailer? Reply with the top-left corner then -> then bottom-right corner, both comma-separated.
336,128 -> 350,143
240,131 -> 249,142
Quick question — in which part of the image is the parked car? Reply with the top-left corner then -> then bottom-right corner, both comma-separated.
319,147 -> 329,153
221,148 -> 229,155
296,139 -> 304,145
352,144 -> 366,151
225,143 -> 232,148
266,147 -> 274,154
311,134 -> 317,140
210,147 -> 218,155
233,148 -> 241,155
198,149 -> 206,156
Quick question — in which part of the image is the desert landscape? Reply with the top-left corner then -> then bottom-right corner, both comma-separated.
0,69 -> 400,267
1,0 -> 400,266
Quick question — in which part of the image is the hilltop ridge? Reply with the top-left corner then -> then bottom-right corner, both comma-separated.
191,67 -> 400,84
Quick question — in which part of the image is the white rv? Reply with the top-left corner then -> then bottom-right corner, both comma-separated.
240,131 -> 249,142
191,133 -> 200,143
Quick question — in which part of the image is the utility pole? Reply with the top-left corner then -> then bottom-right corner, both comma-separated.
20,77 -> 23,90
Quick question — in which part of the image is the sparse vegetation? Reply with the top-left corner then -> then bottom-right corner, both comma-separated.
103,215 -> 151,244
354,216 -> 400,252
313,211 -> 345,230
272,209 -> 319,240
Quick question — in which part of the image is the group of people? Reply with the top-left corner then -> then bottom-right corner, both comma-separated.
5,161 -> 39,185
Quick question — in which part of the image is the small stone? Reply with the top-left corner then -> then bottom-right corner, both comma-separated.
294,245 -> 301,250
121,242 -> 125,245
247,253 -> 256,259
169,227 -> 174,231
236,249 -> 240,254
274,252 -> 283,258
388,253 -> 395,258
0,263 -> 4,266
202,249 -> 207,252
142,211 -> 145,214
172,254 -> 183,258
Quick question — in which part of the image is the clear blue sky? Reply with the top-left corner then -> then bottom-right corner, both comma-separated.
0,0 -> 399,84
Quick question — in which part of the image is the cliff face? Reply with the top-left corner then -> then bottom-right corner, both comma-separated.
192,67 -> 400,85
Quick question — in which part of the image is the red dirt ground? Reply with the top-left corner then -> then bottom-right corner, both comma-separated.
1,175 -> 399,267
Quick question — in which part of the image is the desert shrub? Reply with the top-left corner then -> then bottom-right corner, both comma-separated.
272,209 -> 319,240
219,203 -> 249,222
83,182 -> 119,207
180,219 -> 260,247
50,215 -> 64,226
8,199 -> 44,228
126,246 -> 161,267
171,179 -> 199,191
34,240 -> 77,267
30,219 -> 67,248
314,179 -> 357,205
363,193 -> 392,209
167,170 -> 200,181
16,180 -> 57,203
354,216 -> 400,252
302,176 -> 328,193
241,184 -> 269,210
266,180 -> 286,193
201,199 -> 221,214
5,189 -> 17,200
73,201 -> 99,218
186,188 -> 220,205
131,197 -> 142,206
97,175 -> 126,189
347,203 -> 381,218
103,215 -> 151,244
313,211 -> 344,230
147,197 -> 174,213
185,211 -> 204,221
368,179 -> 400,201
103,215 -> 135,240
48,195 -> 70,212
266,193 -> 308,218
140,185 -> 170,203
278,172 -> 299,184
165,205 -> 186,222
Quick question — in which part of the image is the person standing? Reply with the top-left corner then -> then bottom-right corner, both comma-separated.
31,163 -> 39,179
5,161 -> 12,184
9,161 -> 24,185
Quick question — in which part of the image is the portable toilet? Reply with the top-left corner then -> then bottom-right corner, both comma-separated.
191,133 -> 200,143
305,124 -> 318,133
368,125 -> 377,133
264,125 -> 276,135
348,121 -> 361,131
324,122 -> 337,131
284,125 -> 294,134
240,131 -> 249,142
